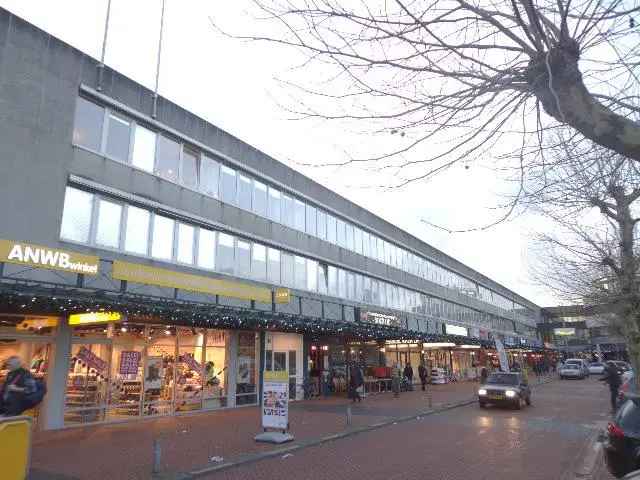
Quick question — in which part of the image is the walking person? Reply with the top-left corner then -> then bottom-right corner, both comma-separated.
404,362 -> 414,391
480,366 -> 488,385
0,356 -> 41,417
349,364 -> 363,403
600,361 -> 622,413
418,363 -> 428,391
391,362 -> 401,398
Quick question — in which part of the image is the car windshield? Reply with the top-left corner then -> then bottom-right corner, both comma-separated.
590,363 -> 602,367
565,361 -> 581,366
486,373 -> 519,385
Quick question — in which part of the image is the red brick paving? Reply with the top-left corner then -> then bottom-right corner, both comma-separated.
30,381 -> 479,479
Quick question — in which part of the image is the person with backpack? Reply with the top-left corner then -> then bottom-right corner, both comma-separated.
0,356 -> 45,416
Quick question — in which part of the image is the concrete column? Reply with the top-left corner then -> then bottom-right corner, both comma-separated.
227,331 -> 238,408
42,318 -> 72,430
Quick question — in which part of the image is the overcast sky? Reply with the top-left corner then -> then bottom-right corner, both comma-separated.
0,0 -> 560,306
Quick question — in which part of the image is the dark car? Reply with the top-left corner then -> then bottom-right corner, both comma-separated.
604,395 -> 640,478
478,372 -> 531,410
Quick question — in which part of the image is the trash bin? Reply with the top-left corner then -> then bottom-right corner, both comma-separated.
0,416 -> 32,480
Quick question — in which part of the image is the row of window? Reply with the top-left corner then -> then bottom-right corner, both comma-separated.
60,186 -> 519,335
72,96 -> 534,320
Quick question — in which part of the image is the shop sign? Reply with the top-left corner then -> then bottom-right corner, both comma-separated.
274,288 -> 291,304
358,309 -> 401,328
262,370 -> 289,430
119,351 -> 141,375
112,260 -> 275,303
0,239 -> 99,275
77,346 -> 108,375
554,327 -> 576,336
445,324 -> 468,337
16,317 -> 59,331
69,311 -> 123,325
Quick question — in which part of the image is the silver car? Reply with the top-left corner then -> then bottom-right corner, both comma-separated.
559,359 -> 588,379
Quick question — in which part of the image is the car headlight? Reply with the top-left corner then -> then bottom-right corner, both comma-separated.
505,390 -> 516,398
478,389 -> 487,396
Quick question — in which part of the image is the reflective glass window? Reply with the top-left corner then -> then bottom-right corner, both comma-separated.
371,235 -> 379,261
318,263 -> 328,294
294,255 -> 306,289
197,229 -> 216,270
267,248 -> 281,284
236,240 -> 251,277
105,113 -> 131,162
281,253 -> 295,287
282,194 -> 295,228
216,233 -> 235,274
60,187 -> 94,243
151,215 -> 175,260
237,174 -> 253,211
95,199 -> 122,249
336,219 -> 346,247
362,231 -> 370,257
131,125 -> 156,172
354,227 -> 363,255
317,210 -> 327,240
252,181 -> 267,217
328,266 -> 338,296
363,277 -> 372,303
181,148 -> 199,190
73,97 -> 104,151
220,166 -> 237,204
177,223 -> 195,264
306,205 -> 317,236
345,224 -> 354,251
326,214 -> 337,244
268,188 -> 281,222
155,135 -> 181,182
338,269 -> 347,298
124,206 -> 150,255
346,272 -> 355,300
355,274 -> 363,302
294,199 -> 306,231
251,243 -> 267,281
371,279 -> 380,305
306,259 -> 318,291
200,155 -> 220,198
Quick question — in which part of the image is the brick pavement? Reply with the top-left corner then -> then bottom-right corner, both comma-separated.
30,380 -> 482,480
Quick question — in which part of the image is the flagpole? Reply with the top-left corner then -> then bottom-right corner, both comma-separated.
152,0 -> 166,118
97,0 -> 112,92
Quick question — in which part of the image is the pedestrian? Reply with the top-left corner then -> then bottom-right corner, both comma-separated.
403,362 -> 414,391
418,363 -> 428,391
600,361 -> 622,412
391,362 -> 401,398
349,364 -> 363,403
480,366 -> 488,385
0,356 -> 43,417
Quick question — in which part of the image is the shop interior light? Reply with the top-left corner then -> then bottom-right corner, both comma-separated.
423,342 -> 456,348
379,347 -> 386,353
459,345 -> 481,349
121,326 -> 127,333
164,329 -> 171,336
311,345 -> 317,351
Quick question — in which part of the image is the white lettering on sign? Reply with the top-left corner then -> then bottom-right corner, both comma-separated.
6,244 -> 97,274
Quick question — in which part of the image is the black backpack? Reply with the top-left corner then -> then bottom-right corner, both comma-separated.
24,377 -> 47,408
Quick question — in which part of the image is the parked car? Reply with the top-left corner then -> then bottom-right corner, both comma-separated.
478,372 -> 531,410
603,394 -> 640,478
614,361 -> 634,374
559,359 -> 589,379
430,367 -> 448,384
589,362 -> 606,375
619,373 -> 637,406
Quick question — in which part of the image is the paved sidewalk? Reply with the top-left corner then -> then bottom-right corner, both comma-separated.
30,380 -> 489,480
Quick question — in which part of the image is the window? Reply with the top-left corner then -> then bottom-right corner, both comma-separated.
216,233 -> 235,274
338,269 -> 347,298
60,187 -> 94,243
252,181 -> 267,217
155,135 -> 181,182
326,214 -> 337,244
105,113 -> 131,162
306,259 -> 318,291
176,223 -> 195,264
181,148 -> 199,190
306,205 -> 317,236
363,277 -> 372,303
377,238 -> 385,263
197,229 -> 216,270
95,199 -> 122,248
362,231 -> 370,257
318,263 -> 328,294
151,215 -> 175,260
282,194 -> 295,228
346,272 -> 355,300
379,282 -> 387,307
124,206 -> 150,255
372,280 -> 380,305
294,255 -> 306,289
268,188 -> 281,222
294,199 -> 306,231
336,219 -> 346,247
251,243 -> 267,281
200,155 -> 220,198
281,253 -> 295,287
132,125 -> 156,172
267,248 -> 281,284
235,240 -> 251,277
73,97 -> 104,151
345,224 -> 354,251
237,174 -> 253,211
317,210 -> 327,240
220,165 -> 237,204
328,266 -> 338,296
355,274 -> 363,302
354,228 -> 363,255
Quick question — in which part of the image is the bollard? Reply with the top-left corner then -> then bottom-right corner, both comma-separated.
152,439 -> 162,475
346,405 -> 352,426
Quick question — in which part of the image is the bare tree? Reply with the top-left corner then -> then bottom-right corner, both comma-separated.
217,0 -> 640,184
528,141 -> 640,381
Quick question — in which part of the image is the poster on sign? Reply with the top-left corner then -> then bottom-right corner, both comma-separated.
119,351 -> 141,376
495,338 -> 510,372
261,371 -> 289,430
77,346 -> 108,375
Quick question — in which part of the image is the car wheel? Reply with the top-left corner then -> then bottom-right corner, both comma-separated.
514,398 -> 522,410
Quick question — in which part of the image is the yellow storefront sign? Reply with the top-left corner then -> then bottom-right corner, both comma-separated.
0,239 -> 99,275
112,260 -> 283,304
264,370 -> 289,382
16,317 -> 59,331
274,288 -> 291,304
69,312 -> 123,325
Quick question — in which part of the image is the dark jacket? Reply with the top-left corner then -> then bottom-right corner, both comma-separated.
0,367 -> 36,415
600,364 -> 622,390
480,367 -> 488,384
404,365 -> 414,380
418,365 -> 427,380
349,366 -> 364,387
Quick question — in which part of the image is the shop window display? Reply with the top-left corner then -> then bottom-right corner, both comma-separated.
236,332 -> 259,406
203,330 -> 228,409
144,329 -> 176,417
65,343 -> 110,424
175,328 -> 205,413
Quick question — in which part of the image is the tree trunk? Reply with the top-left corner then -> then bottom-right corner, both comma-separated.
527,42 -> 640,162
